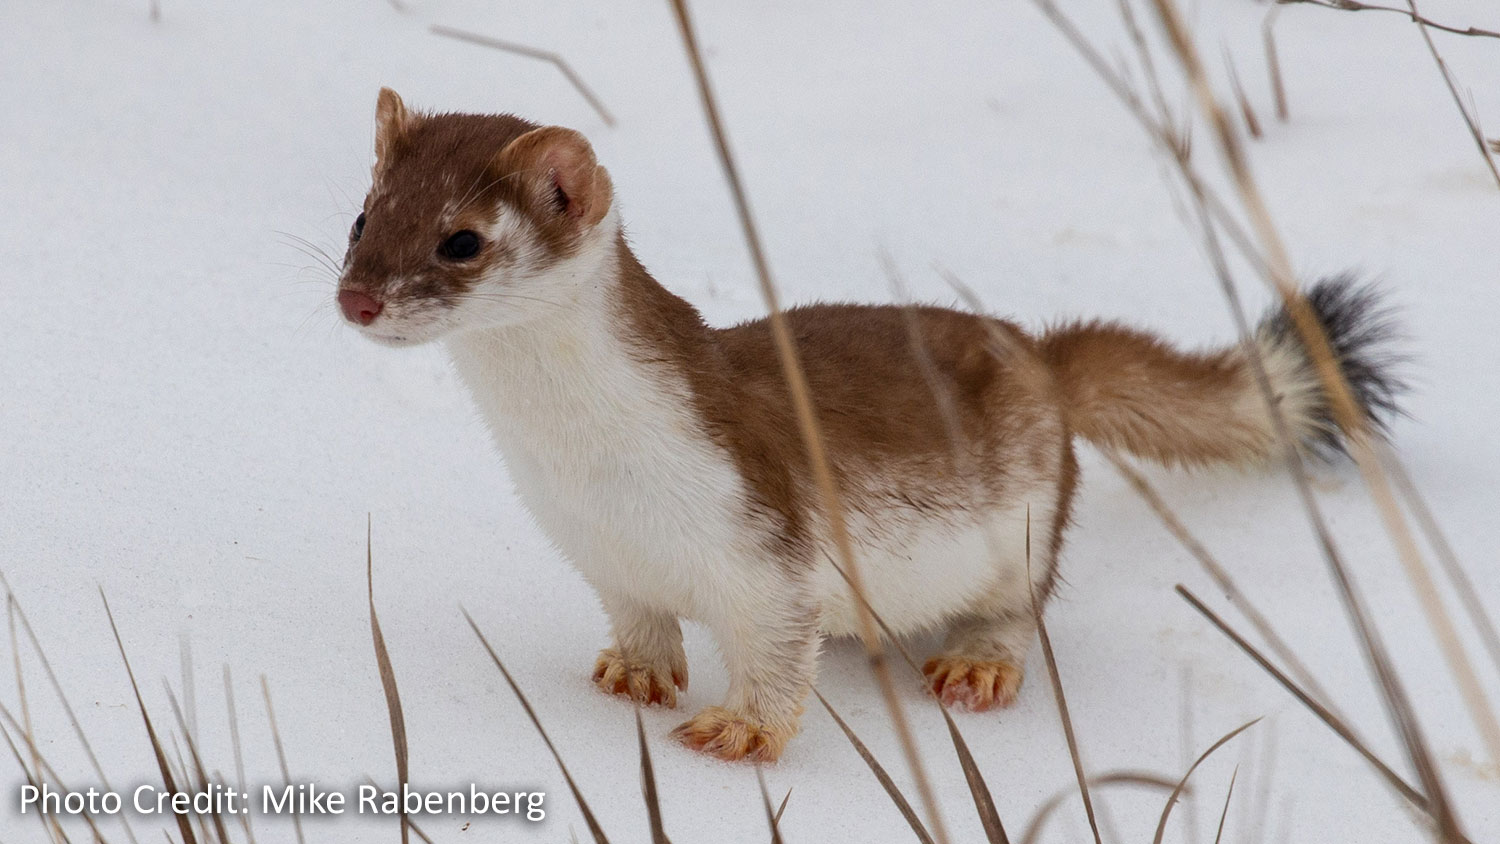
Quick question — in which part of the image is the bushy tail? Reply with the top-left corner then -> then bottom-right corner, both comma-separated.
1039,276 -> 1403,467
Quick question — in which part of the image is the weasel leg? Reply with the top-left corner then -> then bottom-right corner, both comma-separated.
593,597 -> 687,708
672,593 -> 819,763
923,611 -> 1035,711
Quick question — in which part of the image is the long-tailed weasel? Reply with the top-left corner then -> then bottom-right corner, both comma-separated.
335,89 -> 1400,762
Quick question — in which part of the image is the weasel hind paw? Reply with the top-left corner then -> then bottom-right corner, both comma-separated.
592,648 -> 684,708
670,706 -> 795,763
922,656 -> 1025,712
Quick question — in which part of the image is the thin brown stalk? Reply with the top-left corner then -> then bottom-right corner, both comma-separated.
773,788 -> 792,829
662,3 -> 948,840
1213,766 -> 1240,844
1152,718 -> 1260,844
1175,584 -> 1468,838
164,684 -> 231,844
429,25 -> 616,127
1148,0 -> 1495,830
0,574 -> 136,843
1262,5 -> 1289,121
1383,449 -> 1500,680
755,768 -> 786,844
1179,667 -> 1200,843
102,590 -> 198,844
361,777 -> 435,844
366,519 -> 411,844
259,676 -> 305,844
1019,770 -> 1178,844
1025,515 -> 1101,844
223,666 -> 255,844
1223,48 -> 1262,138
0,718 -> 68,844
813,689 -> 936,844
463,609 -> 610,844
1401,0 -> 1500,189
635,710 -> 672,844
1101,449 -> 1343,716
821,549 -> 1010,844
1278,0 -> 1500,40
0,704 -> 113,844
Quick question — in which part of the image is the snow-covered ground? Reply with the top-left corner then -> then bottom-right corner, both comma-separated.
2,0 -> 1497,841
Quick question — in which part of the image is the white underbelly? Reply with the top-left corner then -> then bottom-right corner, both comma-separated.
810,497 -> 1048,637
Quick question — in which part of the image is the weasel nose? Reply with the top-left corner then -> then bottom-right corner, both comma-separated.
337,289 -> 383,326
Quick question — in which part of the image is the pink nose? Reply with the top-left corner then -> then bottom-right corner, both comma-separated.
338,289 -> 383,326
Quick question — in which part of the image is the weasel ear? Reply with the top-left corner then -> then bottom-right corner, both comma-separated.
373,87 -> 412,175
496,126 -> 614,228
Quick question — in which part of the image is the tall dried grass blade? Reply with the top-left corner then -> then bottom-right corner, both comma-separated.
635,709 -> 672,844
1147,1 -> 1484,835
259,676 -> 305,844
0,717 -> 69,843
663,3 -> 947,839
164,685 -> 231,844
1019,770 -> 1178,844
1026,514 -> 1101,844
462,609 -> 610,844
1175,584 -> 1466,837
223,666 -> 255,844
428,25 -> 616,127
1,574 -> 138,844
366,520 -> 411,844
1213,766 -> 1240,844
102,589 -> 198,844
1152,718 -> 1260,844
755,768 -> 786,844
814,689 -> 935,844
1384,449 -> 1500,682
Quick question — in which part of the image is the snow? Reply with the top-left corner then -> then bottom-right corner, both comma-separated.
2,0 -> 1497,841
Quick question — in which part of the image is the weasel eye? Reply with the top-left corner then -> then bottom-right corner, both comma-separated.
351,212 -> 366,241
439,230 -> 482,261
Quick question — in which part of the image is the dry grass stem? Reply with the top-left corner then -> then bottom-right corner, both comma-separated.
1101,449 -> 1344,717
1213,766 -> 1239,844
1152,718 -> 1260,844
1175,584 -> 1473,841
428,25 -> 616,127
635,710 -> 672,844
366,521 -> 411,844
1025,517 -> 1101,844
1383,449 -> 1500,680
1224,48 -> 1263,138
813,689 -> 936,844
103,590 -> 198,844
1400,0 -> 1500,189
463,610 -> 611,844
1278,0 -> 1500,40
1019,771 -> 1178,844
756,768 -> 787,844
223,666 -> 256,844
1262,6 -> 1290,121
664,2 -> 948,839
259,676 -> 304,844
1147,0 -> 1490,833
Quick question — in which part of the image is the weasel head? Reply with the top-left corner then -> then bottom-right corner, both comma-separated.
336,88 -> 617,345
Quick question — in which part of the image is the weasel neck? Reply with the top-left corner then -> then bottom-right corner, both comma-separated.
442,232 -> 720,449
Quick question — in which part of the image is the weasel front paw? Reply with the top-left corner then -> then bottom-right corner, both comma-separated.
670,706 -> 796,763
922,657 -> 1025,711
592,648 -> 685,708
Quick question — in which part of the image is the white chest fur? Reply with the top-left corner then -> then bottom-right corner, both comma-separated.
444,284 -> 753,619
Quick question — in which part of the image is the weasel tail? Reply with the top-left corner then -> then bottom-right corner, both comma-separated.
1041,276 -> 1401,468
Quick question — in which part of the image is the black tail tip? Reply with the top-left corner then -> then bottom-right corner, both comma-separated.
1260,274 -> 1407,457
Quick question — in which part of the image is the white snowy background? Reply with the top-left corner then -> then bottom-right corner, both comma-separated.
1,0 -> 1497,841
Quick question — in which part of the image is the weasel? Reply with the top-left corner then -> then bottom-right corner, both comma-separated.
335,89 -> 1400,762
